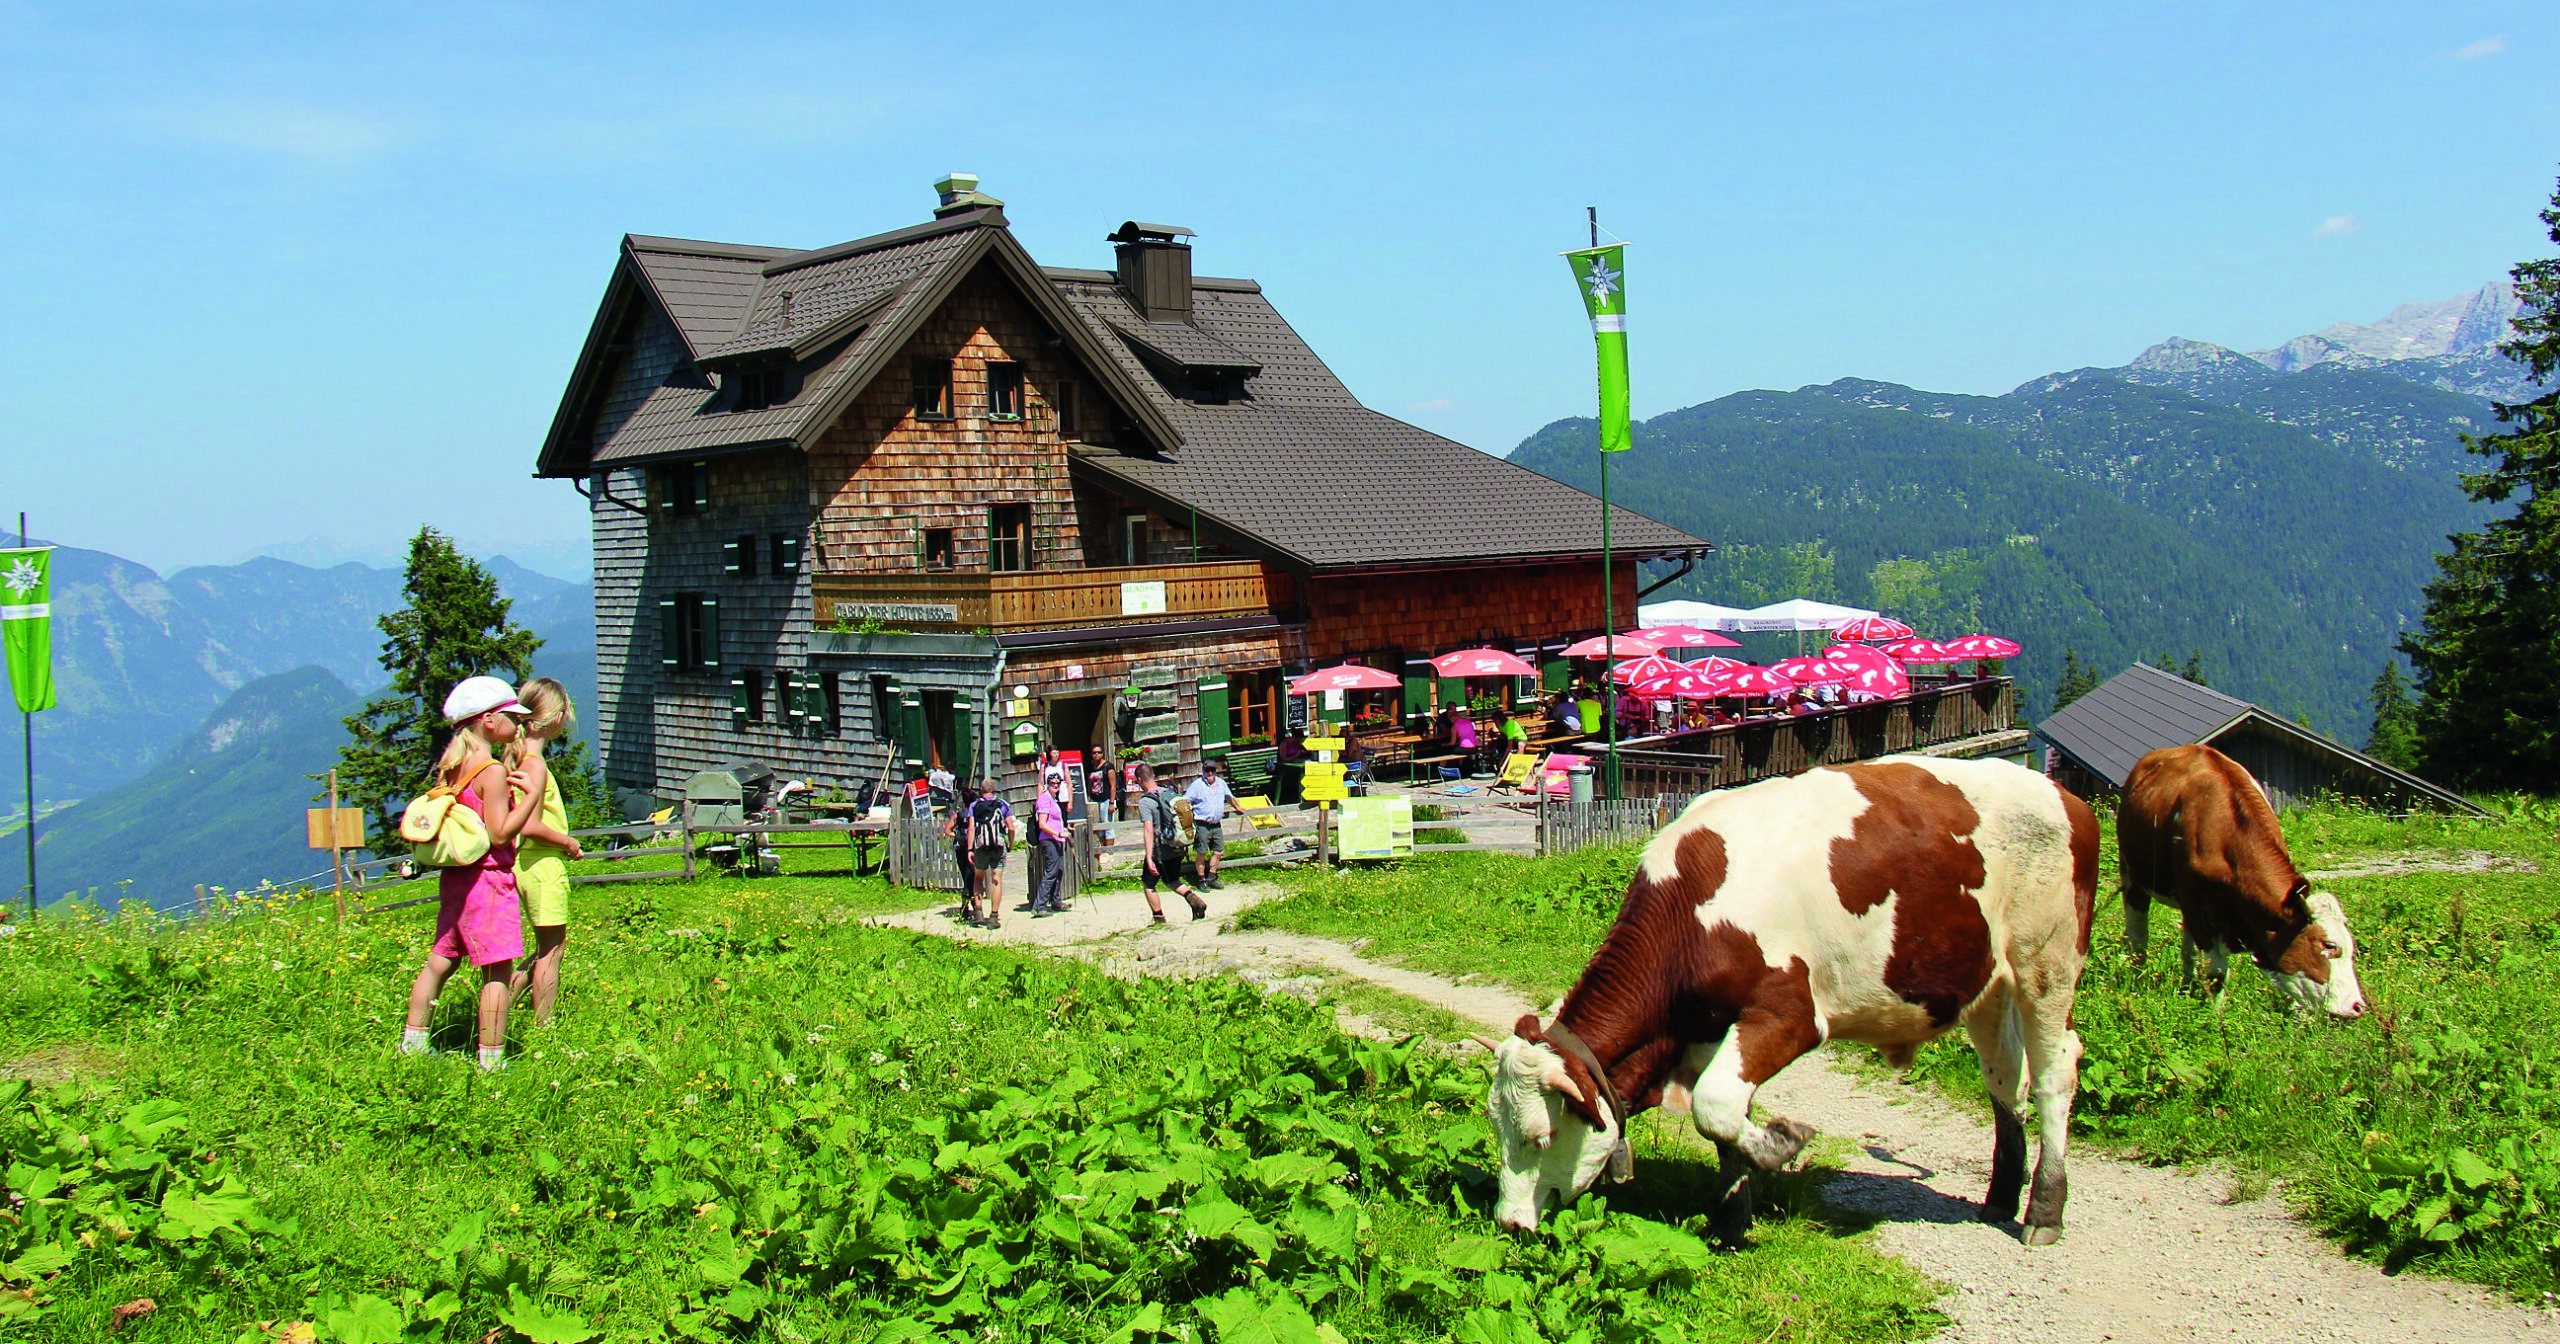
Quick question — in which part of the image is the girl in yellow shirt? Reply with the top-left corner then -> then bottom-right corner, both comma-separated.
506,678 -> 583,1026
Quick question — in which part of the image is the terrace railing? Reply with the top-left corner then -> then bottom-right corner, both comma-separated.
1611,677 -> 2021,801
814,560 -> 1293,634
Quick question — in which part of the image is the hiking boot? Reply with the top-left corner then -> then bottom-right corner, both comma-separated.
1185,892 -> 1210,920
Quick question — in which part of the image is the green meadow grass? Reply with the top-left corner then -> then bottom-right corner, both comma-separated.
0,860 -> 1941,1342
1237,802 -> 2560,1298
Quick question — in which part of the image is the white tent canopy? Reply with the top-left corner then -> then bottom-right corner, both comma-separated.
1638,600 -> 1756,631
1735,598 -> 1878,632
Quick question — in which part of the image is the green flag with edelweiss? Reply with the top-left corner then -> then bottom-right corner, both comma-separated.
0,547 -> 55,713
1565,244 -> 1631,453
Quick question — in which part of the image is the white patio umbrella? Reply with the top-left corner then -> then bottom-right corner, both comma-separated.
1734,598 -> 1880,633
1638,600 -> 1756,632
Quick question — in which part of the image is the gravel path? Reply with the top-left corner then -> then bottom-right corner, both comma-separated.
878,880 -> 2555,1343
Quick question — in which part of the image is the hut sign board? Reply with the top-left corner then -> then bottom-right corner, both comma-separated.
844,602 -> 958,624
1120,581 -> 1168,616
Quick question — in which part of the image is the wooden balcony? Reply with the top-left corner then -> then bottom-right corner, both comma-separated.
1610,679 -> 2026,800
813,560 -> 1294,633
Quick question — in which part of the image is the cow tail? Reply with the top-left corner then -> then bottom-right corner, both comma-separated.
2063,785 -> 2101,959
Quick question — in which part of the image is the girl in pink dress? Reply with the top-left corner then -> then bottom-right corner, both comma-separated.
400,676 -> 541,1070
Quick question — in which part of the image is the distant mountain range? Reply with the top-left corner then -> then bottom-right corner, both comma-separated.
11,544 -> 592,908
1511,283 -> 2544,743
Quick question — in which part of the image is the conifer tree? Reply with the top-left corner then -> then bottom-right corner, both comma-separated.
338,528 -> 544,848
2401,172 -> 2560,791
2052,648 -> 2100,710
2182,650 -> 2207,686
2365,660 -> 2420,772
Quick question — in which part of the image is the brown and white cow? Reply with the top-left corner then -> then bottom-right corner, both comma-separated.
2118,744 -> 2366,1019
1484,756 -> 2098,1246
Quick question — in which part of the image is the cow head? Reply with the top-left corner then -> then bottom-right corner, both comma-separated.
2268,888 -> 2367,1019
1481,1018 -> 1620,1232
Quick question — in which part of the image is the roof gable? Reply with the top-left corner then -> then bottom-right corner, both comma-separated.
537,210 -> 1181,477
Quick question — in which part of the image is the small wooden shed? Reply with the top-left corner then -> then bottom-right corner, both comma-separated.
2036,662 -> 2479,814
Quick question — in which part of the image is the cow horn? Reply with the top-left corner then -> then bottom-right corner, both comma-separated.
1468,1034 -> 1502,1052
1540,1057 -> 1590,1106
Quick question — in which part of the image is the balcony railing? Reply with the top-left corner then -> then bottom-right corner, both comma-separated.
813,560 -> 1294,633
1611,679 -> 2023,800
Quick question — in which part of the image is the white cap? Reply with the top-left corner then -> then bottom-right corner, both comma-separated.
442,675 -> 526,724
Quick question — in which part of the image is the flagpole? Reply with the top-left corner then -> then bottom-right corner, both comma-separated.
18,511 -> 31,914
1590,209 -> 1622,800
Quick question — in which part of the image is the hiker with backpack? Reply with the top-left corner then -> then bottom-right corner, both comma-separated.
962,778 -> 1015,928
401,676 -> 541,1070
1135,763 -> 1210,926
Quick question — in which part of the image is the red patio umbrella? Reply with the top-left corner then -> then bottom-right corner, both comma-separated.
1607,654 -> 1686,685
1561,632 -> 1661,659
1833,616 -> 1915,642
1631,624 -> 1744,649
1772,655 -> 1849,685
1430,647 -> 1539,678
1940,634 -> 2022,660
1288,665 -> 1404,694
1629,668 -> 1721,700
1817,644 -> 1912,699
1706,665 -> 1797,698
1692,655 -> 1749,675
1878,638 -> 1955,665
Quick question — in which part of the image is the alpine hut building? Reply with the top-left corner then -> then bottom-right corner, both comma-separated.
535,176 -> 1708,806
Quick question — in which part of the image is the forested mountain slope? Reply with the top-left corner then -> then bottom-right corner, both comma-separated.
1510,369 -> 2496,736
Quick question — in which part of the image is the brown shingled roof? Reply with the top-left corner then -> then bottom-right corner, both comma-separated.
538,206 -> 1710,571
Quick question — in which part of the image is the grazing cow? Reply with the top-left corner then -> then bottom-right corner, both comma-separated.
1484,756 -> 2097,1246
2118,744 -> 2366,1019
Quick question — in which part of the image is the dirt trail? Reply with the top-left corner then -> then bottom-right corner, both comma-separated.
879,881 -> 2554,1343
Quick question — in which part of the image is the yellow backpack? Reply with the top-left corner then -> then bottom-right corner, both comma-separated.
400,785 -> 492,868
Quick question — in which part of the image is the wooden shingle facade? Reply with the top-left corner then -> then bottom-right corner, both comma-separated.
539,179 -> 1707,802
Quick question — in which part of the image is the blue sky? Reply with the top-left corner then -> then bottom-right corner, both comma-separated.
3,0 -> 2555,576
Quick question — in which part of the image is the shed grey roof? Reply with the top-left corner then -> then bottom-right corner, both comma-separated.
540,207 -> 1709,571
2036,663 -> 2480,813
2037,663 -> 2251,788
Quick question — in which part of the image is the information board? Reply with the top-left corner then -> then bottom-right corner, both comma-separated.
1335,796 -> 1412,859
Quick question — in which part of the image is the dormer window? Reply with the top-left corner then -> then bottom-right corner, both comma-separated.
731,365 -> 792,412
987,362 -> 1024,420
1187,369 -> 1230,405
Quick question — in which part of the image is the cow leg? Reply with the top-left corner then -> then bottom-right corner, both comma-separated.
2015,982 -> 2084,1247
1689,992 -> 1824,1172
1707,1139 -> 1755,1247
1964,988 -> 2028,1225
2122,887 -> 2151,963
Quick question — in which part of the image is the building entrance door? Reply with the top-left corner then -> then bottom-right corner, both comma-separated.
1047,691 -> 1115,820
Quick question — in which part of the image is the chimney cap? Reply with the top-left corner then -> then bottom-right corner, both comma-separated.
1109,221 -> 1196,244
934,173 -> 1004,217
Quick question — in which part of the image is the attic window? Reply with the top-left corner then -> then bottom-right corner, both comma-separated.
1187,368 -> 1229,405
731,366 -> 793,413
986,362 -> 1024,421
912,357 -> 952,420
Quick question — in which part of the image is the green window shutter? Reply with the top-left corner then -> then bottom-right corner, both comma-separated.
1541,657 -> 1571,693
1195,679 -> 1231,755
951,702 -> 977,782
699,598 -> 722,670
722,539 -> 741,575
1438,676 -> 1467,715
729,675 -> 750,728
1402,658 -> 1434,725
690,461 -> 710,512
776,533 -> 801,574
900,691 -> 928,772
773,671 -> 794,730
659,599 -> 681,671
878,681 -> 905,758
801,679 -> 826,736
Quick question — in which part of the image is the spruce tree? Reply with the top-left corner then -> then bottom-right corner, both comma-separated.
2052,648 -> 2100,710
338,528 -> 544,848
2365,660 -> 2420,772
2401,172 -> 2560,791
2182,650 -> 2207,686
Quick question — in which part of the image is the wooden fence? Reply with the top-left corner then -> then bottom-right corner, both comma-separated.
1536,796 -> 1679,857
